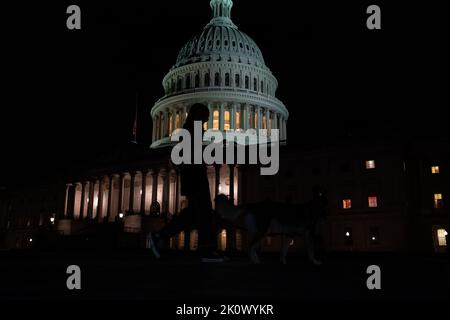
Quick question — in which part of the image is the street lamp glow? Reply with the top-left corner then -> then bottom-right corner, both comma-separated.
119,213 -> 124,219
346,232 -> 350,237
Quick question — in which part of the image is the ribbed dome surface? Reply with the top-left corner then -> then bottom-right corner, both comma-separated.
173,1 -> 266,69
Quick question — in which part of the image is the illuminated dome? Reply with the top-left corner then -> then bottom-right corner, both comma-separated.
174,20 -> 267,69
151,0 -> 289,148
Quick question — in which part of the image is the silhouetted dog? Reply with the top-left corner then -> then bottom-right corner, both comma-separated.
215,192 -> 328,264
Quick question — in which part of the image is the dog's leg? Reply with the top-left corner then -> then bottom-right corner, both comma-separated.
305,230 -> 322,266
280,235 -> 291,265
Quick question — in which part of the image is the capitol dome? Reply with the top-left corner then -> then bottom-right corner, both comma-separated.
151,0 -> 289,148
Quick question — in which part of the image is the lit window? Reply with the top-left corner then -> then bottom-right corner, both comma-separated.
218,229 -> 227,251
437,229 -> 448,247
368,196 -> 378,208
175,112 -> 180,129
366,160 -> 376,169
262,112 -> 267,129
178,231 -> 185,250
236,111 -> 241,129
168,113 -> 173,136
431,166 -> 440,174
213,110 -> 219,130
190,230 -> 198,251
434,193 -> 443,209
224,111 -> 230,131
254,112 -> 258,129
343,199 -> 352,209
203,122 -> 208,131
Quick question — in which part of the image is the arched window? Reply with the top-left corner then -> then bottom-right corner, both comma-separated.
253,78 -> 258,91
204,73 -> 210,86
245,76 -> 249,89
195,74 -> 200,88
235,74 -> 240,87
175,112 -> 180,129
224,111 -> 231,131
213,110 -> 220,130
225,73 -> 230,87
214,72 -> 220,86
168,112 -> 173,136
185,74 -> 191,89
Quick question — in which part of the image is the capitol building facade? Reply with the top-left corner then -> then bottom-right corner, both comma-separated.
0,0 -> 448,254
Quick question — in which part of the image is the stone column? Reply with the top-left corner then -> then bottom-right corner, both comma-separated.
243,104 -> 249,130
152,117 -> 157,142
229,165 -> 235,204
141,170 -> 148,215
152,170 -> 159,206
64,184 -> 70,218
97,178 -> 104,222
257,107 -> 263,131
79,182 -> 86,220
66,184 -> 75,220
266,109 -> 271,135
283,118 -> 287,141
160,112 -> 165,139
129,172 -> 136,214
219,103 -> 225,132
231,104 -> 237,130
106,175 -> 114,222
117,174 -> 124,216
208,103 -> 213,130
87,180 -> 95,219
171,111 -> 176,136
162,170 -> 170,215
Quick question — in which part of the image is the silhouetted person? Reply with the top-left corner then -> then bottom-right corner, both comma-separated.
149,103 -> 225,263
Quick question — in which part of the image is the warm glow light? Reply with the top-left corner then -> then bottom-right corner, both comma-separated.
368,196 -> 378,208
224,111 -> 231,131
372,236 -> 376,241
213,111 -> 219,130
119,213 -> 124,219
29,238 -> 33,243
218,184 -> 222,193
50,217 -> 55,223
343,199 -> 352,209
366,160 -> 376,169
434,193 -> 443,209
140,190 -> 143,195
346,232 -> 350,237
437,229 -> 447,246
431,166 -> 440,174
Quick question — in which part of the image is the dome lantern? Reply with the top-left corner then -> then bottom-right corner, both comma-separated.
210,0 -> 233,19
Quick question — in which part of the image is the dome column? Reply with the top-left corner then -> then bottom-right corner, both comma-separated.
231,103 -> 237,130
242,104 -> 249,130
266,109 -> 271,136
257,107 -> 263,131
220,103 -> 226,131
207,103 -> 214,130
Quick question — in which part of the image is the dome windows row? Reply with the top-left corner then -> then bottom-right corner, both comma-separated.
152,104 -> 287,143
165,71 -> 275,96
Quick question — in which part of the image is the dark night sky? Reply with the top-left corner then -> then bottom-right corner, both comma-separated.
1,0 -> 449,187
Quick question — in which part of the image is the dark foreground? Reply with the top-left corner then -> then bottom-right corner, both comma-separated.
0,250 -> 449,318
